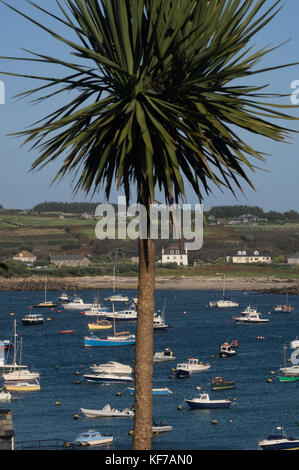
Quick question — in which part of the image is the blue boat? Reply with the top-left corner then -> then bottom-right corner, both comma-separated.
185,393 -> 232,409
128,387 -> 172,396
84,331 -> 135,347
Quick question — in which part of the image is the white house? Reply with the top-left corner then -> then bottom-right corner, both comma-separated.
287,253 -> 299,265
12,250 -> 37,264
226,250 -> 271,264
161,245 -> 188,266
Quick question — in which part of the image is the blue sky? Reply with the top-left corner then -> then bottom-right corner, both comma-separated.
0,1 -> 299,212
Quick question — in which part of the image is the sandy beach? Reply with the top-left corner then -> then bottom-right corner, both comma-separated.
0,275 -> 298,294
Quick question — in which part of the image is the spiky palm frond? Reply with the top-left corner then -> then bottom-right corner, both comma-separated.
0,0 -> 297,208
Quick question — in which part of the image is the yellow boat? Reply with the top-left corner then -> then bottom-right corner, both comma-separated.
5,380 -> 40,392
88,319 -> 112,330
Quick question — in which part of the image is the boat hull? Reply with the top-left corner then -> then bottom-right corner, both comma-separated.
259,440 -> 299,450
84,374 -> 133,383
185,399 -> 231,409
84,336 -> 136,347
22,320 -> 44,326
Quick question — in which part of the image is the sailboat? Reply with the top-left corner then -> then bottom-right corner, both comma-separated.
0,321 -> 28,372
273,292 -> 294,313
2,338 -> 40,382
34,277 -> 57,308
153,300 -> 169,331
104,267 -> 129,302
208,274 -> 238,308
84,304 -> 135,346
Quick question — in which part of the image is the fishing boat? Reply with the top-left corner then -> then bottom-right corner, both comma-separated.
87,319 -> 112,330
62,297 -> 93,311
5,379 -> 40,392
211,377 -> 236,390
89,361 -> 133,376
74,430 -> 113,447
208,274 -> 238,308
259,426 -> 299,450
174,364 -> 192,378
0,387 -> 11,401
185,392 -> 232,409
219,342 -> 237,357
127,387 -> 172,396
83,372 -> 133,383
153,348 -> 176,362
80,404 -> 134,418
176,358 -> 211,372
105,309 -> 137,321
152,422 -> 173,433
33,277 -> 57,308
234,311 -> 269,324
21,313 -> 44,326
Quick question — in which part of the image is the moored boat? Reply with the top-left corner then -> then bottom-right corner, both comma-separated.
0,387 -> 11,401
234,311 -> 269,324
152,422 -> 173,433
80,404 -> 134,418
153,348 -> 175,362
176,358 -> 211,372
83,372 -> 133,383
5,379 -> 40,392
127,387 -> 172,396
74,430 -> 113,447
89,361 -> 133,375
105,309 -> 137,321
21,313 -> 44,326
84,331 -> 136,347
185,392 -> 232,409
63,297 -> 93,311
219,342 -> 237,357
211,377 -> 236,390
87,319 -> 112,330
174,364 -> 192,378
259,426 -> 299,450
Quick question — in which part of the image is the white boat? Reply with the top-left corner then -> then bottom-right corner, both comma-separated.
82,302 -> 109,317
185,392 -> 232,409
152,422 -> 173,433
59,292 -> 71,303
291,339 -> 299,350
176,358 -> 211,372
21,313 -> 44,326
208,274 -> 238,307
235,311 -> 269,324
153,300 -> 169,331
74,430 -> 113,447
239,306 -> 258,315
83,372 -> 133,383
105,293 -> 129,302
2,338 -> 40,382
89,361 -> 133,376
219,342 -> 237,357
153,348 -> 176,362
259,426 -> 299,450
0,323 -> 28,372
80,404 -> 134,418
105,309 -> 137,321
62,297 -> 93,311
0,387 -> 11,401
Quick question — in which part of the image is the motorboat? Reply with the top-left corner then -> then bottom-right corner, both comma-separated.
87,319 -> 112,330
234,311 -> 269,324
84,331 -> 136,347
174,364 -> 192,378
152,422 -> 173,433
83,372 -> 134,384
58,292 -> 71,303
0,387 -> 11,401
21,313 -> 44,326
128,387 -> 172,396
3,368 -> 40,382
239,306 -> 258,315
89,361 -> 133,376
82,303 -> 110,316
176,358 -> 211,372
80,404 -> 134,418
185,392 -> 232,409
259,427 -> 299,450
153,348 -> 176,362
153,314 -> 169,331
104,294 -> 129,302
62,297 -> 93,311
219,342 -> 237,357
211,377 -> 236,390
214,299 -> 239,308
5,379 -> 40,392
74,430 -> 113,447
105,309 -> 137,321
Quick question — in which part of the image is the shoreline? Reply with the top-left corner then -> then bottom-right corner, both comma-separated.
0,275 -> 298,294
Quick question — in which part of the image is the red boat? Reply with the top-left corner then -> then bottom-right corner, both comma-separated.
59,330 -> 75,334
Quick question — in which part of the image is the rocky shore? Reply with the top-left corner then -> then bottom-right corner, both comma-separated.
0,275 -> 298,294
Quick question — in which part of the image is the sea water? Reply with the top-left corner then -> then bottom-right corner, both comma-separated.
0,288 -> 298,450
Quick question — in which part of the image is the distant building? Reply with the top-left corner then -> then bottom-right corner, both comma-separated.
161,245 -> 188,266
49,254 -> 91,267
12,251 -> 37,263
226,250 -> 271,264
287,253 -> 299,265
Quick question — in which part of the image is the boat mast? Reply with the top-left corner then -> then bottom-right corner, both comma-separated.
44,276 -> 47,303
13,319 -> 17,366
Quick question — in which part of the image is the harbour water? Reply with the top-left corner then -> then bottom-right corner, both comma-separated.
1,288 -> 299,450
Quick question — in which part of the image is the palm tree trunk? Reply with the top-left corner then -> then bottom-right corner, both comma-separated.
133,235 -> 155,450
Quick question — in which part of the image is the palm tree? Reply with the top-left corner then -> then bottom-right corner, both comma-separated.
1,0 -> 298,449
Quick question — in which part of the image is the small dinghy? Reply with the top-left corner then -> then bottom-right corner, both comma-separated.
152,421 -> 173,433
74,429 -> 113,446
